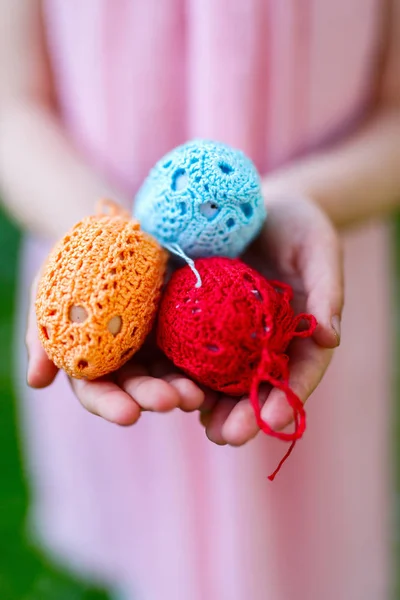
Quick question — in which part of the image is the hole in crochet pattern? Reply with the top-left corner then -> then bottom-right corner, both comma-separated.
192,307 -> 201,314
251,289 -> 263,301
243,273 -> 255,284
240,202 -> 254,219
77,360 -> 88,370
226,218 -> 235,229
41,326 -> 49,340
179,202 -> 187,215
199,201 -> 220,220
47,309 -> 56,317
69,305 -> 88,324
131,326 -> 138,336
219,162 -> 234,175
220,380 -> 240,388
189,157 -> 199,165
163,160 -> 172,169
121,347 -> 134,359
204,183 -> 209,192
107,315 -> 122,335
171,168 -> 188,191
262,315 -> 271,333
206,344 -> 220,353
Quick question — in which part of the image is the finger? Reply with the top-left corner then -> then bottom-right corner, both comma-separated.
161,374 -> 205,411
199,388 -> 220,414
150,359 -> 205,411
260,337 -> 333,432
300,224 -> 344,348
70,376 -> 141,426
26,275 -> 58,388
220,385 -> 271,446
27,342 -> 58,388
116,362 -> 181,412
204,397 -> 238,445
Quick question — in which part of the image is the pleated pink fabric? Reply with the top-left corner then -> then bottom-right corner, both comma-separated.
16,1 -> 392,598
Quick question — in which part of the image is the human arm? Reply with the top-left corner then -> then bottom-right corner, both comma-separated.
0,0 -> 126,240
263,0 -> 400,228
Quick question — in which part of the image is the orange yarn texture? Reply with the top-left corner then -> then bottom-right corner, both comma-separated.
35,201 -> 167,379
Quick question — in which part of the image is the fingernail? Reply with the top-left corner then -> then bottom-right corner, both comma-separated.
331,315 -> 341,343
26,365 -> 34,387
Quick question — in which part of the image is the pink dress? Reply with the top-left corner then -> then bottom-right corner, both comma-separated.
16,1 -> 393,598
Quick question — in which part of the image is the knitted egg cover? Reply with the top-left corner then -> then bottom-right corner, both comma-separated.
36,201 -> 167,380
133,140 -> 267,259
157,257 -> 317,479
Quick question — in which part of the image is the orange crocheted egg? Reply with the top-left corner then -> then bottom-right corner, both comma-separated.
35,202 -> 167,379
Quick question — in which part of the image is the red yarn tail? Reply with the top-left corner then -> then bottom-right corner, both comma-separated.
267,441 -> 297,482
250,355 -> 306,481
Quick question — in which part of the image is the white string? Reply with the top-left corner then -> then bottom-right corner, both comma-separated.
165,243 -> 202,288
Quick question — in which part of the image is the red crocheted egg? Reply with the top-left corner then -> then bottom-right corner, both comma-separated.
158,257 -> 314,396
157,257 -> 317,479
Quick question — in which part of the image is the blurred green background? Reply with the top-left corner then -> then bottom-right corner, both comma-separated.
0,204 -> 399,599
0,206 -> 110,599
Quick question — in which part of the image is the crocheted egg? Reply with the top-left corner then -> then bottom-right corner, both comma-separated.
133,140 -> 266,259
158,257 -> 315,395
157,257 -> 317,479
36,201 -> 167,380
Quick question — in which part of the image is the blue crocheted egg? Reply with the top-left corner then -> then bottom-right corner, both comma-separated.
133,140 -> 266,259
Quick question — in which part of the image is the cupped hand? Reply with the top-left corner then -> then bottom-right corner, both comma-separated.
200,193 -> 344,446
26,193 -> 343,441
26,277 -> 207,424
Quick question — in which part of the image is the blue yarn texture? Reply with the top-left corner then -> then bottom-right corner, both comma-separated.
133,140 -> 266,259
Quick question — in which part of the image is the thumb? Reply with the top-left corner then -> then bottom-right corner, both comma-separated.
26,273 -> 58,388
300,227 -> 344,348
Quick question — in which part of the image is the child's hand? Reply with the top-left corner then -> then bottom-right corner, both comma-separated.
199,194 -> 343,446
26,194 -> 342,437
26,278 -> 207,423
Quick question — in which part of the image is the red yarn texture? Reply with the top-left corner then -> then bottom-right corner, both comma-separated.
157,257 -> 317,480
